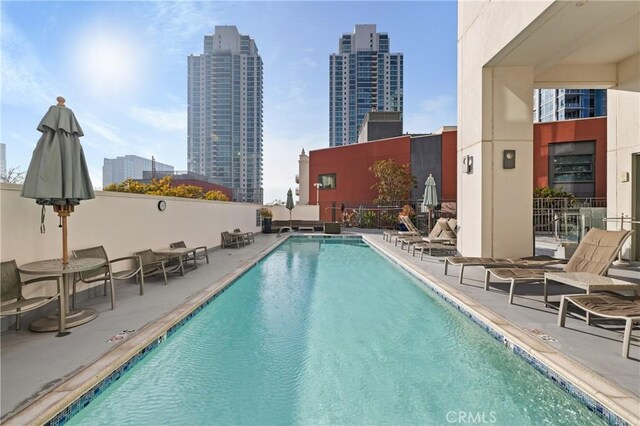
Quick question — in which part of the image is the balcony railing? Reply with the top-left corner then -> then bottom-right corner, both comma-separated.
533,197 -> 607,241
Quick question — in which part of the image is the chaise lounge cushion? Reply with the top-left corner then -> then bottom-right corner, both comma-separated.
564,228 -> 631,275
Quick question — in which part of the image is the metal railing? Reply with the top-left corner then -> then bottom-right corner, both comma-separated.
318,199 -> 457,230
533,197 -> 606,236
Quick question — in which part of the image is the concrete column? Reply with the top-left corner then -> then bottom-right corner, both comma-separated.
606,53 -> 640,260
298,149 -> 309,205
458,66 -> 534,257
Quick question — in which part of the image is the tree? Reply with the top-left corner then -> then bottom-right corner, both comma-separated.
369,159 -> 416,205
104,176 -> 229,201
1,166 -> 25,184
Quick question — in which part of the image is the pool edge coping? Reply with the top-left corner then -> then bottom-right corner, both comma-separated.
4,233 -> 638,425
363,235 -> 640,426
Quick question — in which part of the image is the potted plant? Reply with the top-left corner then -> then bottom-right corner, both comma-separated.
260,208 -> 273,233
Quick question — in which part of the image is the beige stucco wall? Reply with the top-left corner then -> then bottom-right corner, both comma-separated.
458,1 -> 548,256
606,52 -> 640,258
269,204 -> 319,221
0,183 -> 262,268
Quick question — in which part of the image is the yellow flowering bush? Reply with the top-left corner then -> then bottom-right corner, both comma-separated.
104,176 -> 229,201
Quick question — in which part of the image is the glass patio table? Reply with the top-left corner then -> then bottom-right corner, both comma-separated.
19,257 -> 106,336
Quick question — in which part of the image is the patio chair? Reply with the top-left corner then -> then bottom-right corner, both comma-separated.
1,259 -> 60,330
558,293 -> 640,358
221,231 -> 245,248
484,228 -> 633,304
133,249 -> 169,285
443,255 -> 563,284
72,246 -> 144,308
232,229 -> 255,244
170,241 -> 209,266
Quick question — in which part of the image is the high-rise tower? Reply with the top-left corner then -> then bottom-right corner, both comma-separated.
188,26 -> 263,203
533,89 -> 607,122
329,24 -> 403,147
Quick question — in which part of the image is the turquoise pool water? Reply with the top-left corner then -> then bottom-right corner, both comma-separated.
68,238 -> 604,425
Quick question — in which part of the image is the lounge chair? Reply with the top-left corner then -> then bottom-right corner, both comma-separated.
484,228 -> 633,304
383,215 -> 412,242
221,231 -> 245,248
396,218 -> 457,251
558,293 -> 640,358
72,246 -> 144,307
170,241 -> 209,266
443,255 -> 563,284
133,249 -> 169,285
1,259 -> 61,330
383,215 -> 422,242
412,218 -> 458,257
412,241 -> 458,259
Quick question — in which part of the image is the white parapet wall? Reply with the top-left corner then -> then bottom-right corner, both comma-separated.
268,204 -> 320,221
0,183 -> 262,269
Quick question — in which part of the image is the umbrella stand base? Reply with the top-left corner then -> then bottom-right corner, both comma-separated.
29,308 -> 98,333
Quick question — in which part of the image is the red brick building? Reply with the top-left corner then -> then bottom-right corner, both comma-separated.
306,117 -> 606,222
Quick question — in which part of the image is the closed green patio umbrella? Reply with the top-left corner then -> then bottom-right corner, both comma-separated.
21,97 -> 95,265
286,188 -> 295,228
421,174 -> 438,232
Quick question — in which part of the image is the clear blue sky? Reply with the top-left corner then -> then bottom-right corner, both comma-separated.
1,1 -> 457,203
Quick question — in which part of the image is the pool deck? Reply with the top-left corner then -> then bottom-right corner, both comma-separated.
1,230 -> 639,423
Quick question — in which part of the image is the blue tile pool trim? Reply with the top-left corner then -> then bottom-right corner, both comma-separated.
45,235 -> 630,426
44,237 -> 294,426
365,238 -> 631,426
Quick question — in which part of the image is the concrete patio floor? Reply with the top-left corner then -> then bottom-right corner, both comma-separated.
1,230 -> 639,422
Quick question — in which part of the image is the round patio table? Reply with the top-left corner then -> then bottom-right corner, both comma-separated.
19,257 -> 106,336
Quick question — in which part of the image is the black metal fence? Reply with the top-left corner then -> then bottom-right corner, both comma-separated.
318,199 -> 457,231
316,197 -> 606,239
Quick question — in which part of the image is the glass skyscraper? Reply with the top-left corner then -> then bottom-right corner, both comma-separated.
533,89 -> 607,122
188,26 -> 263,203
329,25 -> 403,147
102,155 -> 174,188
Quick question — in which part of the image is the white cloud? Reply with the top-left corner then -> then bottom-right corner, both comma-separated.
0,19 -> 55,107
404,95 -> 457,134
128,106 -> 187,132
142,2 -> 227,55
80,114 -> 127,149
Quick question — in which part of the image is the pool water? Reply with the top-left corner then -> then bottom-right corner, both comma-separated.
68,238 -> 604,425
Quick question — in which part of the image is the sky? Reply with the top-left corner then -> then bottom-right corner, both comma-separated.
1,1 -> 458,204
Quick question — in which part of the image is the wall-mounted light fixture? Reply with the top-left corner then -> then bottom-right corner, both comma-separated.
462,155 -> 473,174
503,150 -> 516,169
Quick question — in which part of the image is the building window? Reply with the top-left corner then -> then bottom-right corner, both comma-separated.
548,141 -> 595,198
318,174 -> 337,189
552,154 -> 594,182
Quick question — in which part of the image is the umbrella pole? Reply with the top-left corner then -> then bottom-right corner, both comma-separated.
54,204 -> 74,266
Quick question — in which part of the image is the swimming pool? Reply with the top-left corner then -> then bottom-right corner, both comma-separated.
66,237 -> 604,425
